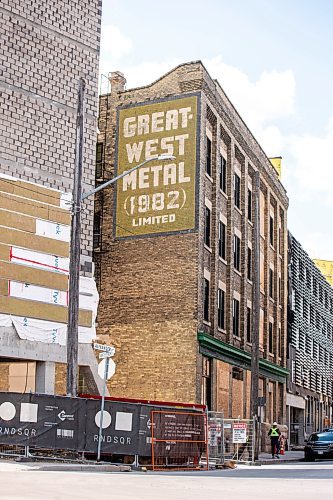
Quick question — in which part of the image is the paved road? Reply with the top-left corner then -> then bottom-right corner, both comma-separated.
1,461 -> 333,499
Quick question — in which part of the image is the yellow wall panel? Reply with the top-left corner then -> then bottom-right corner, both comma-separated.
0,244 -> 10,261
0,227 -> 69,258
0,192 -> 70,225
0,178 -> 61,207
0,208 -> 36,233
0,262 -> 68,291
0,296 -> 92,327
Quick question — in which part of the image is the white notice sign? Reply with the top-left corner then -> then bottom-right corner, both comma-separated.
232,423 -> 247,443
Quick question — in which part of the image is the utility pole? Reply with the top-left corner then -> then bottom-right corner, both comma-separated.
65,97 -> 174,397
67,78 -> 85,397
250,169 -> 260,459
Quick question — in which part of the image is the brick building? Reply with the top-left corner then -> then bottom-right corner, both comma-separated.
94,62 -> 289,423
287,233 -> 333,445
0,0 -> 102,394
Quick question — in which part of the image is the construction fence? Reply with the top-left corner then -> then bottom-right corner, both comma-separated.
0,392 -> 208,469
208,412 -> 256,464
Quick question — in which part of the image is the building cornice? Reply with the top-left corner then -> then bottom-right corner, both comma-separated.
198,332 -> 289,382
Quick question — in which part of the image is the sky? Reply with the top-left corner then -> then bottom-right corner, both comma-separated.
99,0 -> 333,260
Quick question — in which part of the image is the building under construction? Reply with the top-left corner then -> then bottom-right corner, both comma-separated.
0,0 -> 102,394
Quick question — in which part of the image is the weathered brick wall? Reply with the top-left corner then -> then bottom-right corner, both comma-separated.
95,62 -> 289,414
97,233 -> 200,403
0,0 -> 101,275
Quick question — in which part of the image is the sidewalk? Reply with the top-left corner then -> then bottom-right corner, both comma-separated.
257,450 -> 304,465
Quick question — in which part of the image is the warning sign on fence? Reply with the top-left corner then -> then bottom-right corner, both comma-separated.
232,423 -> 247,443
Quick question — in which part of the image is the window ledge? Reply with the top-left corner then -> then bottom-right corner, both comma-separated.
205,172 -> 213,183
234,269 -> 242,277
203,320 -> 211,326
270,244 -> 275,252
204,244 -> 212,253
269,297 -> 275,304
248,220 -> 253,227
220,189 -> 228,200
247,279 -> 253,285
218,327 -> 226,333
219,256 -> 227,265
235,206 -> 242,216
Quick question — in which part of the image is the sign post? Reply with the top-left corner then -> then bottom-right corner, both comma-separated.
93,343 -> 116,462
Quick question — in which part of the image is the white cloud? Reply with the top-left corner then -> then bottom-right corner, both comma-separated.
287,118 -> 333,204
205,56 -> 295,127
100,24 -> 132,64
297,231 -> 333,261
204,56 -> 295,155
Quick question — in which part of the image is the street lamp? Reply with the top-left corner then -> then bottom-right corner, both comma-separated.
66,147 -> 176,396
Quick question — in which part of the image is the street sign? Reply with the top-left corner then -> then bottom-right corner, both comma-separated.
93,343 -> 115,356
99,352 -> 113,360
98,358 -> 116,380
232,423 -> 247,443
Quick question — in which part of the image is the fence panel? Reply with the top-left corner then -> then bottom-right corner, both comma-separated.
208,413 -> 255,464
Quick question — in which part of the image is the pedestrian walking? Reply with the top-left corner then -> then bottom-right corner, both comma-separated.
268,422 -> 281,458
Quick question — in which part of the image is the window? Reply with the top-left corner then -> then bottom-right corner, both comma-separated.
269,216 -> 274,246
218,288 -> 225,330
247,307 -> 252,343
269,321 -> 273,353
95,142 -> 104,179
278,276 -> 282,304
204,278 -> 210,322
206,136 -> 212,176
220,155 -> 227,193
234,235 -> 241,271
247,189 -> 252,221
232,367 -> 243,381
233,298 -> 240,337
234,173 -> 241,208
219,221 -> 226,260
93,212 -> 101,248
247,247 -> 252,281
269,268 -> 274,299
278,326 -> 282,357
204,206 -> 211,247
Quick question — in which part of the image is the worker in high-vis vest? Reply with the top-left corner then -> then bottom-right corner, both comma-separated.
268,422 -> 281,458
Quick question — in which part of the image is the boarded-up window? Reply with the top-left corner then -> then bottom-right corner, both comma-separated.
259,309 -> 264,348
260,190 -> 265,236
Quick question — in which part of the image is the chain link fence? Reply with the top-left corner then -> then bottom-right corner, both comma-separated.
208,412 -> 256,464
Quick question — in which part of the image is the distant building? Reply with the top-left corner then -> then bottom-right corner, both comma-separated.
0,0 -> 102,394
313,260 -> 333,288
94,61 -> 289,424
287,232 -> 333,445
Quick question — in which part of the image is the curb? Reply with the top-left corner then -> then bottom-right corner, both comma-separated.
255,458 -> 303,466
30,464 -> 132,472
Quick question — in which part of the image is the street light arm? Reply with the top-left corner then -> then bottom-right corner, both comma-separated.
81,154 -> 175,201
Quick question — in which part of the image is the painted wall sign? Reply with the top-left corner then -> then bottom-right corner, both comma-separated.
115,94 -> 199,238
